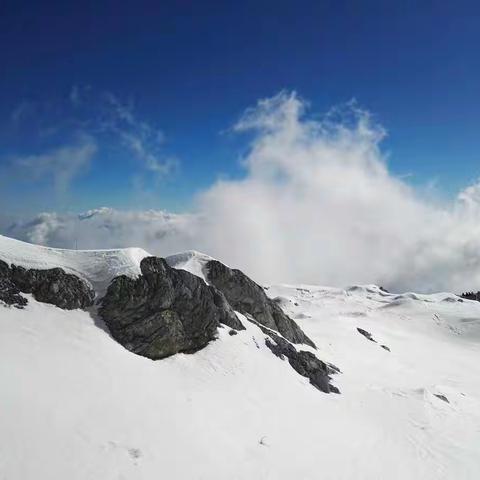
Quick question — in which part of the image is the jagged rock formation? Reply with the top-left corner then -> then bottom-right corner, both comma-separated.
265,331 -> 340,394
1,249 -> 337,393
99,256 -> 339,393
205,260 -> 316,348
99,257 -> 244,360
0,260 -> 94,309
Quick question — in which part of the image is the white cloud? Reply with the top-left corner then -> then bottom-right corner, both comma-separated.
8,88 -> 175,194
7,134 -> 96,194
195,92 -> 433,288
5,91 -> 480,293
101,92 -> 177,181
119,130 -> 177,179
199,92 -> 480,292
5,208 -> 195,253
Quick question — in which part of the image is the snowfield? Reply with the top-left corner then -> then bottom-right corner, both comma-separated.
1,235 -> 480,479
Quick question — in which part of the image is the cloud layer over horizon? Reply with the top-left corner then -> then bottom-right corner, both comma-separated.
3,92 -> 480,293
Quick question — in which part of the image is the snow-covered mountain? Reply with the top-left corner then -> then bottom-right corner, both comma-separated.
1,234 -> 480,479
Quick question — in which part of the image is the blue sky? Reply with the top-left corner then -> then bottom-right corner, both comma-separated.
1,0 -> 480,215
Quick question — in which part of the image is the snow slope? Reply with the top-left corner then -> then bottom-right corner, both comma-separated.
1,239 -> 480,479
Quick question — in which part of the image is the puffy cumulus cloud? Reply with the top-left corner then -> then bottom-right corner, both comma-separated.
195,92 -> 480,292
5,91 -> 480,293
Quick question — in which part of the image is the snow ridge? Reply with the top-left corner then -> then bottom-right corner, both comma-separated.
0,235 -> 150,295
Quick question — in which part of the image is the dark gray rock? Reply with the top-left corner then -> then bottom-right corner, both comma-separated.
357,327 -> 390,352
0,261 -> 27,308
460,291 -> 480,302
99,256 -> 244,360
243,316 -> 339,394
265,331 -> 340,394
10,265 -> 95,310
357,327 -> 376,342
205,260 -> 315,348
0,260 -> 94,310
434,394 -> 449,403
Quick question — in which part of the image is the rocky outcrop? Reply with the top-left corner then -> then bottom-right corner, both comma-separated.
2,251 -> 339,393
357,327 -> 390,352
357,327 -> 375,342
203,260 -> 334,391
0,261 -> 27,308
205,260 -> 315,348
245,315 -> 339,394
434,394 -> 449,403
265,331 -> 340,394
11,265 -> 95,310
0,260 -> 94,310
461,291 -> 480,302
99,257 -> 244,360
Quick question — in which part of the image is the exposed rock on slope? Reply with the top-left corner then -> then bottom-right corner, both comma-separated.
99,257 -> 244,359
357,327 -> 376,342
247,313 -> 340,394
205,260 -> 316,348
0,234 -> 336,393
0,259 -> 94,309
0,261 -> 27,308
265,332 -> 340,394
357,327 -> 391,352
99,255 -> 338,393
461,291 -> 480,302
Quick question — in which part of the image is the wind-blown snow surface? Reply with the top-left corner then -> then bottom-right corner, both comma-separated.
1,241 -> 480,479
